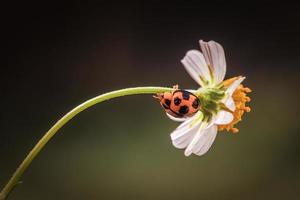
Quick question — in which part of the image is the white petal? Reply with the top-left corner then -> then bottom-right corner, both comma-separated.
181,50 -> 211,86
170,112 -> 202,149
172,121 -> 202,149
195,125 -> 218,156
223,96 -> 235,112
226,77 -> 245,96
186,89 -> 197,93
166,113 -> 189,122
199,40 -> 226,84
175,112 -> 202,130
184,122 -> 207,156
184,123 -> 217,156
206,116 -> 217,128
214,111 -> 234,125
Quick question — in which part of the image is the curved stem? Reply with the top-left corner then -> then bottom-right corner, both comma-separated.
0,86 -> 173,200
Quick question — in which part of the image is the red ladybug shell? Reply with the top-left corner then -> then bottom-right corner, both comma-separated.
158,90 -> 200,118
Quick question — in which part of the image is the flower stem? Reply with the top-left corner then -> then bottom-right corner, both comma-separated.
0,86 -> 173,200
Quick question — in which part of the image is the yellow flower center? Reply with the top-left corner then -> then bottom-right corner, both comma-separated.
218,76 -> 252,133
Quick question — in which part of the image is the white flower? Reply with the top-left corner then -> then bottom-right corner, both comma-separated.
170,40 -> 247,156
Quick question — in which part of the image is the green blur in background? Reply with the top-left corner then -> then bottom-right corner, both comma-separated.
1,2 -> 300,200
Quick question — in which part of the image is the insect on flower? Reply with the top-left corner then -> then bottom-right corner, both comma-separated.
155,87 -> 200,119
0,40 -> 252,198
156,40 -> 251,156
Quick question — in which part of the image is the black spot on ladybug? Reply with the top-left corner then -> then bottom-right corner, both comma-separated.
192,99 -> 199,109
163,104 -> 169,110
174,97 -> 181,105
181,91 -> 190,100
164,99 -> 171,107
179,105 -> 189,114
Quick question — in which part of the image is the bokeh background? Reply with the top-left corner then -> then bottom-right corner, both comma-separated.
1,1 -> 300,200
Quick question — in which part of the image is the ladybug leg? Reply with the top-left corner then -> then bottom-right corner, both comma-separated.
153,94 -> 159,99
153,93 -> 163,100
172,85 -> 180,95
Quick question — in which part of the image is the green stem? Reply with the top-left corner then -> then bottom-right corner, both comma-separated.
0,86 -> 173,200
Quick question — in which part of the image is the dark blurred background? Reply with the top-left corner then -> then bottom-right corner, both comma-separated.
1,1 -> 300,200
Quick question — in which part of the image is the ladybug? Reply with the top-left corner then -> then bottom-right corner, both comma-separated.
156,89 -> 200,118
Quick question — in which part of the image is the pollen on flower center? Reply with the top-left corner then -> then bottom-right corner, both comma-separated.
218,77 -> 252,133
